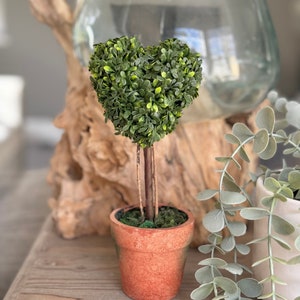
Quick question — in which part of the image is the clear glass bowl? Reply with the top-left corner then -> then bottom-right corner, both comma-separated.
73,0 -> 280,121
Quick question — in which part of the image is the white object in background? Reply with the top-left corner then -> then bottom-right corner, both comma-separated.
0,75 -> 24,128
24,117 -> 62,146
253,177 -> 300,299
0,0 -> 10,47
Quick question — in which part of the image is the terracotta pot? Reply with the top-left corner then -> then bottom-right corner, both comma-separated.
110,205 -> 195,300
253,178 -> 300,299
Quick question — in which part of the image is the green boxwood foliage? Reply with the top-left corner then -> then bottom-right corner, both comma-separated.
89,36 -> 202,148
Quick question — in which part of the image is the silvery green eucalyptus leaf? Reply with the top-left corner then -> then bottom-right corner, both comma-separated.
274,97 -> 287,113
271,235 -> 292,250
253,129 -> 269,154
240,207 -> 269,220
288,255 -> 300,265
235,244 -> 250,255
291,131 -> 300,145
232,123 -> 254,142
272,215 -> 295,235
238,146 -> 250,162
197,189 -> 218,201
274,119 -> 289,131
264,176 -> 281,192
199,258 -> 227,268
190,282 -> 214,300
203,209 -> 225,232
221,236 -> 235,252
274,129 -> 288,143
258,136 -> 277,160
223,263 -> 243,275
261,196 -> 274,208
198,244 -> 214,254
222,176 -> 241,193
219,191 -> 246,205
238,278 -> 262,298
255,106 -> 275,133
194,266 -> 213,284
214,277 -> 238,294
272,256 -> 288,264
288,170 -> 300,189
283,147 -> 297,155
225,133 -> 240,145
295,235 -> 300,251
227,222 -> 247,237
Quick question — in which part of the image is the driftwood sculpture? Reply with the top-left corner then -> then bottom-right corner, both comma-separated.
30,0 -> 259,246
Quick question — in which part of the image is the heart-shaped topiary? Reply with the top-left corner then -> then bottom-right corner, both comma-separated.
89,36 -> 202,148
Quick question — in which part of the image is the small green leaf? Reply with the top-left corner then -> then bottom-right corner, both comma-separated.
272,215 -> 295,235
240,207 -> 269,220
103,65 -> 112,72
256,106 -> 275,133
155,86 -> 162,94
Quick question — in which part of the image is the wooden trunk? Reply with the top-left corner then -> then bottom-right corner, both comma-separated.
29,0 -> 259,246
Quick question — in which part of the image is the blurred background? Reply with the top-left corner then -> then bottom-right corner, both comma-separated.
0,0 -> 300,298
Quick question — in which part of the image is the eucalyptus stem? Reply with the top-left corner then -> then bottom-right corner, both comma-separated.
210,236 -> 219,297
267,198 -> 277,300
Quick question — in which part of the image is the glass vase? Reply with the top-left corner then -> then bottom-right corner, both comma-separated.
73,0 -> 280,121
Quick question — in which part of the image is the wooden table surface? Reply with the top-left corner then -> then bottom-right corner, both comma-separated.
4,215 -> 198,300
4,212 -> 253,300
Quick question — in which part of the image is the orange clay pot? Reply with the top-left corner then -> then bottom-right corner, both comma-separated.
110,206 -> 195,300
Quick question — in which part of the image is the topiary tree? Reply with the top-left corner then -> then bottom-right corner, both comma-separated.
89,36 -> 202,223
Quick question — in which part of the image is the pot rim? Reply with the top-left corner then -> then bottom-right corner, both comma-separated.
109,204 -> 194,231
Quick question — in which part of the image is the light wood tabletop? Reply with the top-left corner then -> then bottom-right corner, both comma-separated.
4,212 -> 253,300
